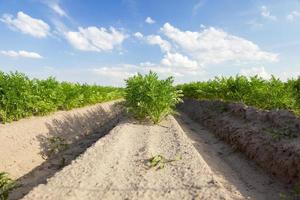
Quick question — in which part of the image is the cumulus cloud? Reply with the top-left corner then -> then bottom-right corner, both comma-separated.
90,61 -> 193,86
287,11 -> 300,21
260,6 -> 277,20
0,50 -> 43,59
145,17 -> 155,24
139,61 -> 155,67
240,66 -> 271,79
161,23 -> 278,65
131,23 -> 278,81
134,32 -> 143,38
65,26 -> 128,52
91,65 -> 136,79
161,52 -> 198,69
0,11 -> 50,38
146,35 -> 171,52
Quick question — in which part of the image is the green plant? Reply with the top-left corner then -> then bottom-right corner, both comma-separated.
295,182 -> 300,197
278,182 -> 300,200
46,136 -> 69,157
125,71 -> 182,123
149,155 -> 166,169
148,154 -> 182,170
177,75 -> 299,114
0,70 -> 124,123
0,172 -> 16,200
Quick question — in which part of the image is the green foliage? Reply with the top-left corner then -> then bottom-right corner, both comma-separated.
148,154 -> 182,170
178,75 -> 300,113
278,182 -> 300,200
0,172 -> 16,200
290,78 -> 300,111
295,182 -> 300,196
0,71 -> 124,123
149,155 -> 166,169
125,72 -> 182,123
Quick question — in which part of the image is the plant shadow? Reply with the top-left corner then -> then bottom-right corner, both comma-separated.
9,102 -> 124,200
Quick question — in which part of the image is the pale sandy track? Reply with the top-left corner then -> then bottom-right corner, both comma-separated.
22,116 -> 244,200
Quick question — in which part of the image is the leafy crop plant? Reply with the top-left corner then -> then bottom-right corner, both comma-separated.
0,172 -> 16,200
177,75 -> 299,113
125,71 -> 182,123
0,71 -> 124,123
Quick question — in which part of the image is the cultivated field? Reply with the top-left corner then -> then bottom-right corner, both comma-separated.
1,72 -> 300,200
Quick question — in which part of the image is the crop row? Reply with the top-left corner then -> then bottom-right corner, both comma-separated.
0,71 -> 124,123
177,75 -> 300,114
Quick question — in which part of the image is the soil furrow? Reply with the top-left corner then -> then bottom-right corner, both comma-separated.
22,116 -> 240,200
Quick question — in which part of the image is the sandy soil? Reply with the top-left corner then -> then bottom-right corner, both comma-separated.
22,116 -> 244,200
0,101 -> 123,180
176,113 -> 292,200
2,100 -> 294,200
178,99 -> 300,186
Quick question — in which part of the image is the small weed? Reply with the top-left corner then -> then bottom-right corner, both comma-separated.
278,182 -> 300,200
148,154 -> 182,170
0,172 -> 16,200
279,193 -> 290,200
295,182 -> 300,196
46,136 -> 69,157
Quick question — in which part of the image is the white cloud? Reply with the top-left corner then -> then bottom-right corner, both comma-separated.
261,6 -> 277,21
161,52 -> 198,69
90,61 -> 197,86
0,50 -> 43,59
134,32 -> 143,38
240,66 -> 271,79
145,17 -> 155,24
146,35 -> 171,52
49,3 -> 67,17
0,11 -> 50,38
161,23 -> 278,65
65,26 -> 128,52
139,61 -> 155,67
91,65 -> 136,79
132,23 -> 278,85
280,70 -> 300,81
41,0 -> 67,17
287,11 -> 300,21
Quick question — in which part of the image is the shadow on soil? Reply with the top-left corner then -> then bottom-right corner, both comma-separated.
9,103 -> 124,200
174,113 -> 295,200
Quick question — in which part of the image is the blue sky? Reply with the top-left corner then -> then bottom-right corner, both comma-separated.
0,0 -> 300,86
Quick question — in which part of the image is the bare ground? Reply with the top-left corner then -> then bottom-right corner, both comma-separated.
22,116 -> 243,200
21,114 -> 293,200
175,113 -> 292,200
1,101 -> 295,199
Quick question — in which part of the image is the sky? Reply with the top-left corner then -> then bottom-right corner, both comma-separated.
0,0 -> 300,86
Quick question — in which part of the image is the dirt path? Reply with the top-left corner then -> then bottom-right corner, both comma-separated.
175,112 -> 291,200
22,116 -> 244,200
